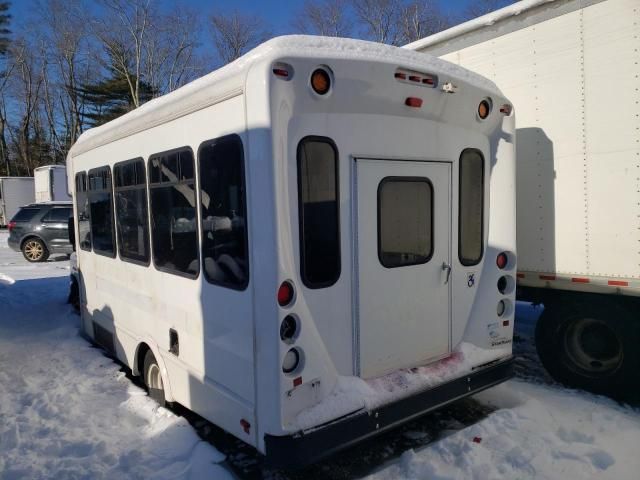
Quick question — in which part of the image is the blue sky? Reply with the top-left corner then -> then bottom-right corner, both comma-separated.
9,0 -> 502,36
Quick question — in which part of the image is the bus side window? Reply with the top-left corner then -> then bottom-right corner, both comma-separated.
87,167 -> 116,257
148,148 -> 199,278
297,137 -> 341,288
114,158 -> 150,265
459,149 -> 484,266
75,172 -> 91,251
198,134 -> 249,290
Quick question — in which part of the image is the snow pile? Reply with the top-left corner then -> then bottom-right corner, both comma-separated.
297,342 -> 511,430
368,380 -> 640,480
0,232 -> 230,480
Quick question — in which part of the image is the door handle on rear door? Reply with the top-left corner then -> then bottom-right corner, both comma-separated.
442,262 -> 452,284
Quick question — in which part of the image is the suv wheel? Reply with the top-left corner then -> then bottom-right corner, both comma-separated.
22,238 -> 49,262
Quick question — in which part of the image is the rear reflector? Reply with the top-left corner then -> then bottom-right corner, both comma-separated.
571,277 -> 589,284
240,419 -> 251,434
293,376 -> 303,387
500,104 -> 513,115
539,274 -> 556,281
405,97 -> 423,108
608,280 -> 628,287
272,68 -> 289,78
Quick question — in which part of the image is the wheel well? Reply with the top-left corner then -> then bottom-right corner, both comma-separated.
136,343 -> 151,377
20,235 -> 43,249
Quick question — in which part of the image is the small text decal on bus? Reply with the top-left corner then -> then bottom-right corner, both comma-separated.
467,273 -> 476,288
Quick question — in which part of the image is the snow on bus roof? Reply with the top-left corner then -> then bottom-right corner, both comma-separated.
404,0 -> 559,51
69,35 -> 500,158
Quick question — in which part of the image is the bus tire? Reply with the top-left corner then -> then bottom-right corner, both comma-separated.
22,237 -> 49,263
535,298 -> 639,400
143,350 -> 166,407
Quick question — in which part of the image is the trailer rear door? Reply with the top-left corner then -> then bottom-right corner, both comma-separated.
355,159 -> 451,378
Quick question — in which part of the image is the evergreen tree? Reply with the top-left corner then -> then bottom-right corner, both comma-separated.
76,67 -> 156,128
0,2 -> 10,56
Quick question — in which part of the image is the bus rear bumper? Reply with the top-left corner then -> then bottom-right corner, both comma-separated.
265,356 -> 514,470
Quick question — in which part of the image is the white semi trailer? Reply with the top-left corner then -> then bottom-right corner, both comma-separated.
407,0 -> 639,399
0,177 -> 35,227
34,165 -> 71,202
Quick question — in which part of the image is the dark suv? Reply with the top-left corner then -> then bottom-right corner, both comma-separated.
7,202 -> 74,262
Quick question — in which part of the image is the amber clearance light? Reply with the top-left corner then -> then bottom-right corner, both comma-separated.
478,99 -> 491,119
311,68 -> 331,95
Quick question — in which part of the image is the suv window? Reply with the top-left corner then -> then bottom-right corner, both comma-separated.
11,207 -> 40,223
42,207 -> 72,223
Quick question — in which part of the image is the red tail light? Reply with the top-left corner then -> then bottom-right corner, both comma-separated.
7,221 -> 16,232
277,281 -> 295,307
496,252 -> 508,269
405,97 -> 423,108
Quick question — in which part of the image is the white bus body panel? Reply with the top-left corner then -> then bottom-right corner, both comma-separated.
34,165 -> 71,202
407,0 -> 640,296
0,177 -> 35,226
68,36 -> 516,460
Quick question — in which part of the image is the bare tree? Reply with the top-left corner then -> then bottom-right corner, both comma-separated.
399,1 -> 451,45
95,0 -> 154,108
143,7 -> 202,94
7,37 -> 45,175
209,11 -> 270,65
351,0 -> 403,45
293,0 -> 352,37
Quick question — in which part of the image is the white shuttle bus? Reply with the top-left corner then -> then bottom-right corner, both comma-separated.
67,36 -> 516,468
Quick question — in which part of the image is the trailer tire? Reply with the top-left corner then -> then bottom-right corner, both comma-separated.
21,237 -> 49,263
143,350 -> 166,407
535,299 -> 639,399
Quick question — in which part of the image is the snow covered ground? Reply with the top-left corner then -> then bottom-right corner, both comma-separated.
1,229 -> 639,479
0,232 -> 230,480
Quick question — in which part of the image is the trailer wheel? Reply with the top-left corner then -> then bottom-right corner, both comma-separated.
143,350 -> 166,407
22,238 -> 49,262
535,299 -> 639,399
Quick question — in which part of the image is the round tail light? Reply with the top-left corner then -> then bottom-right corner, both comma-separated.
497,300 -> 506,317
478,99 -> 491,119
311,68 -> 331,95
280,315 -> 298,343
282,348 -> 300,374
497,276 -> 508,294
497,252 -> 508,269
277,281 -> 294,307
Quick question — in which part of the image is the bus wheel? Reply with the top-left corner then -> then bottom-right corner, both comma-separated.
535,299 -> 639,399
22,238 -> 49,263
143,350 -> 166,407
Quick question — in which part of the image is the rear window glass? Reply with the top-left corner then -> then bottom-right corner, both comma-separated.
378,178 -> 433,268
11,208 -> 40,223
297,137 -> 341,288
459,149 -> 484,266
